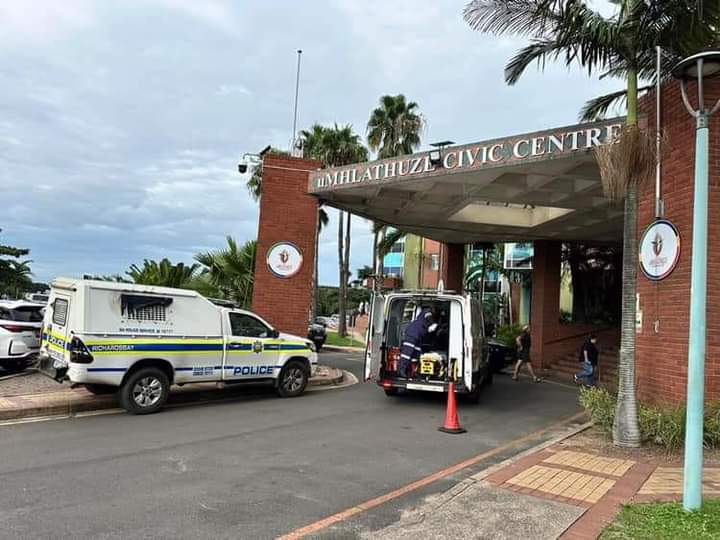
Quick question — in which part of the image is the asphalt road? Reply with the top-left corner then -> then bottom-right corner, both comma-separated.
0,353 -> 581,539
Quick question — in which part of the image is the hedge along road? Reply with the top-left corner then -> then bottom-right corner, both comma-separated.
0,352 -> 581,539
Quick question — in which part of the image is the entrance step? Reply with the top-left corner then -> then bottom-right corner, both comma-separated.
547,348 -> 619,390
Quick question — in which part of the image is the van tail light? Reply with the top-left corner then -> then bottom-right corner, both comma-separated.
69,337 -> 94,364
1,324 -> 26,333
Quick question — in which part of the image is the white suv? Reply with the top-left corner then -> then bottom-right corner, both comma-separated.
0,300 -> 44,372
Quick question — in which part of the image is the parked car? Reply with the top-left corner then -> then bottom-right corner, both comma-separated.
487,338 -> 515,373
24,292 -> 50,304
307,318 -> 327,351
0,300 -> 45,372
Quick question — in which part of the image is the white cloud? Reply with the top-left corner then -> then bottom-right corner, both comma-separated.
2,0 -> 623,287
0,1 -> 96,46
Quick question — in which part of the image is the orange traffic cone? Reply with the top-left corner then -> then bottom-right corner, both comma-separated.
438,381 -> 466,434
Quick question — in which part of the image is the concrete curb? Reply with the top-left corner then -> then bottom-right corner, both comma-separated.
322,345 -> 364,353
0,365 -> 347,421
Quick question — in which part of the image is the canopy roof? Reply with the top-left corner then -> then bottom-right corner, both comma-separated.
308,118 -> 626,244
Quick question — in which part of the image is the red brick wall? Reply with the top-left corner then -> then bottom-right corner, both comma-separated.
252,155 -> 320,337
636,79 -> 720,405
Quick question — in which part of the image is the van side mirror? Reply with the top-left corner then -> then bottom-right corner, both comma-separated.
271,329 -> 280,338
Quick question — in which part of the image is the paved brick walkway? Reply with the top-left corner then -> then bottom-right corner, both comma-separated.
485,445 -> 720,538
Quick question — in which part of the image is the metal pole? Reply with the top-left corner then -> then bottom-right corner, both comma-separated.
683,103 -> 710,511
291,49 -> 302,152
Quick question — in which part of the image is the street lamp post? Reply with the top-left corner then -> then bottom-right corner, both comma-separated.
673,50 -> 720,512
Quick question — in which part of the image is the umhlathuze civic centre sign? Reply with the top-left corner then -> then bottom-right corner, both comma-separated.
311,119 -> 623,192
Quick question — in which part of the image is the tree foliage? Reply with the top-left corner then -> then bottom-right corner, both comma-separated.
195,237 -> 257,309
126,259 -> 201,289
0,231 -> 33,298
367,95 -> 425,158
464,0 -> 720,121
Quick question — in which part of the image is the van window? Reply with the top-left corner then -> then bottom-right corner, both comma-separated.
229,313 -> 271,338
121,294 -> 172,322
52,298 -> 69,326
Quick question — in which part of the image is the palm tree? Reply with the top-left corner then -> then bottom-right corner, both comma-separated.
464,0 -> 719,447
127,259 -> 201,289
301,123 -> 368,337
3,261 -> 33,299
367,95 -> 425,158
0,231 -> 32,299
195,237 -> 257,309
367,95 -> 426,279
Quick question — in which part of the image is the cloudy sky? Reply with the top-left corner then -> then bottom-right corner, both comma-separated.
1,0 -> 621,286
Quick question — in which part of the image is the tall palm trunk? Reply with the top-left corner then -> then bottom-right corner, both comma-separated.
337,211 -> 347,338
613,67 -> 641,448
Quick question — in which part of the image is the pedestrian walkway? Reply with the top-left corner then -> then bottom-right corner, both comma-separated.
485,447 -> 720,538
364,430 -> 720,540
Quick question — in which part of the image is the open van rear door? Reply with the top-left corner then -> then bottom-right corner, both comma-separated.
364,293 -> 385,381
448,299 -> 472,390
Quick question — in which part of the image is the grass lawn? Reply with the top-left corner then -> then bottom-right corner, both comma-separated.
325,331 -> 363,348
601,501 -> 720,540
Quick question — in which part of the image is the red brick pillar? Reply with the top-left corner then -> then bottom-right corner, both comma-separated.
530,240 -> 561,369
440,243 -> 465,292
252,155 -> 320,337
636,79 -> 720,405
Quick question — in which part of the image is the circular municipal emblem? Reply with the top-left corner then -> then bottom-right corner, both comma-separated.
253,340 -> 263,354
267,242 -> 303,278
639,220 -> 680,281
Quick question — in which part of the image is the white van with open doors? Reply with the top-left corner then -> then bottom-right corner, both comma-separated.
364,290 -> 491,401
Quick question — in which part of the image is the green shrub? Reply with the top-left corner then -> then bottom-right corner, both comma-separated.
639,403 -> 686,452
495,324 -> 524,348
579,386 -> 616,433
579,387 -> 719,452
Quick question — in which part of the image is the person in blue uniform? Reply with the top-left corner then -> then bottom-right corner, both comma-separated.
399,308 -> 438,378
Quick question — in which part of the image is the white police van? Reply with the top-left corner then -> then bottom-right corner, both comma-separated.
365,289 -> 491,401
38,278 -> 317,414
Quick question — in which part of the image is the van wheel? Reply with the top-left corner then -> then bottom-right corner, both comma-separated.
119,367 -> 170,414
277,361 -> 309,398
85,384 -> 117,395
384,387 -> 400,397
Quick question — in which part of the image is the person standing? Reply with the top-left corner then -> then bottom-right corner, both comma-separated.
574,335 -> 599,387
512,325 -> 542,382
398,308 -> 437,378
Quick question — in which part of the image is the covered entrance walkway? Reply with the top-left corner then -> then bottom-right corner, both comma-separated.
250,78 -> 720,405
306,118 -> 625,373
